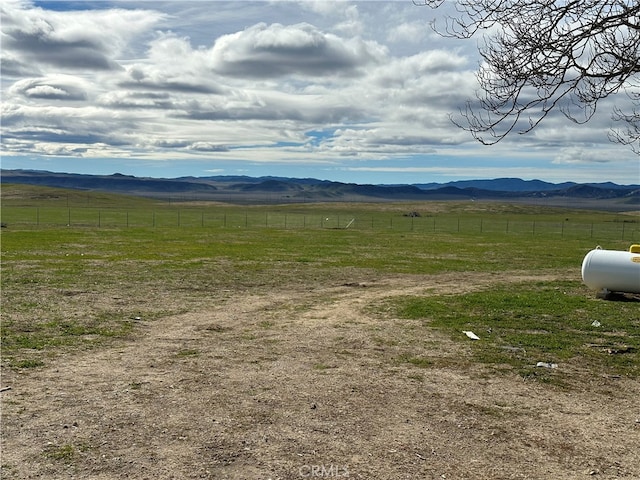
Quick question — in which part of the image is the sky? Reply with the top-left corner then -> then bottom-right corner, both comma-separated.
1,0 -> 639,185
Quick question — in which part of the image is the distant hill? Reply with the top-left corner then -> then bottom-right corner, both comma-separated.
1,170 -> 218,194
414,178 -> 575,192
2,169 -> 639,209
412,177 -> 635,192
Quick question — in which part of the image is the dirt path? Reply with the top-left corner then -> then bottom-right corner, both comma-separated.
2,272 -> 639,479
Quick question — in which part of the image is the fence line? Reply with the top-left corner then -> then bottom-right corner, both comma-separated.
1,207 -> 638,241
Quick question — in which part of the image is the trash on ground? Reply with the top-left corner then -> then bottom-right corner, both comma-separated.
591,320 -> 601,327
536,362 -> 558,369
463,331 -> 480,340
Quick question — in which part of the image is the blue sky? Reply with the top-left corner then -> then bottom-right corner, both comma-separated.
2,0 -> 639,185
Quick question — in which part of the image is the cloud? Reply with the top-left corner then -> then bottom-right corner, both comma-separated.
119,71 -> 222,95
315,126 -> 444,158
298,0 -> 362,34
1,54 -> 42,77
386,21 -> 431,44
111,34 -> 221,95
365,51 -> 474,115
9,75 -> 90,100
1,102 -> 139,152
552,147 -> 618,165
0,1 -> 636,184
209,22 -> 387,78
300,0 -> 352,17
98,91 -> 175,110
177,89 -> 366,124
188,142 -> 229,152
1,0 -> 165,71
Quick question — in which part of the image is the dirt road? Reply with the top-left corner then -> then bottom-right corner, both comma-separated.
2,272 -> 639,479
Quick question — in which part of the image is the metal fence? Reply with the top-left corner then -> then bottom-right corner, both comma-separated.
2,206 -> 638,242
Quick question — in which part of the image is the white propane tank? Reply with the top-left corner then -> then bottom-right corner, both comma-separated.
581,245 -> 640,294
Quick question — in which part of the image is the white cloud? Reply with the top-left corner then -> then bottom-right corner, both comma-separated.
300,0 -> 351,17
387,21 -> 431,44
1,0 -> 165,72
208,22 -> 387,78
552,147 -> 621,165
9,75 -> 91,100
0,0 -> 636,184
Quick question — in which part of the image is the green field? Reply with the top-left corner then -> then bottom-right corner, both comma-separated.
2,184 -> 639,378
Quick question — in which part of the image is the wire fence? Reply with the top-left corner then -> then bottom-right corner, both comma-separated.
2,206 -> 638,242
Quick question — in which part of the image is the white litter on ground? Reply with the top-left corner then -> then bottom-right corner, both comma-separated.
463,331 -> 480,340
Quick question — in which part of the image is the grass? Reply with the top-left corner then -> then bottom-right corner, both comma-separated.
42,443 -> 90,463
43,444 -> 76,462
1,186 -> 639,378
386,281 -> 640,378
13,359 -> 45,369
397,353 -> 433,368
176,349 -> 200,357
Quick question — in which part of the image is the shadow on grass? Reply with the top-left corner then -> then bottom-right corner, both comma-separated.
599,292 -> 640,302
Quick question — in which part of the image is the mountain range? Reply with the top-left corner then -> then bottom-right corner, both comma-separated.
2,169 -> 639,210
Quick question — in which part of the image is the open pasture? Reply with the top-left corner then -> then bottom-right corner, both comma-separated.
1,186 -> 639,479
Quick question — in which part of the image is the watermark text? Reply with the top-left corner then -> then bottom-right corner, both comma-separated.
299,464 -> 349,478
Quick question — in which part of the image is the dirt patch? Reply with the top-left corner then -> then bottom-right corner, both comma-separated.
2,272 -> 639,479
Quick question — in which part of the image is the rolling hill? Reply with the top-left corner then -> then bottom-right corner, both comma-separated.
2,169 -> 639,209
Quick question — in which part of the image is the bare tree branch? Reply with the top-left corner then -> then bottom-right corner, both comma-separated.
610,87 -> 640,152
417,0 -> 640,151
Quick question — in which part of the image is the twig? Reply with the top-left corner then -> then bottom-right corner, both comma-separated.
0,386 -> 12,393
